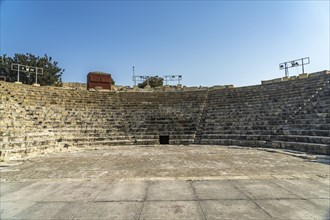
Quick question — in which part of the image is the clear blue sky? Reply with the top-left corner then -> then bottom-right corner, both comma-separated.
1,1 -> 329,87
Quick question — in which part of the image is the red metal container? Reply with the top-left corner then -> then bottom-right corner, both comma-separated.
87,72 -> 112,90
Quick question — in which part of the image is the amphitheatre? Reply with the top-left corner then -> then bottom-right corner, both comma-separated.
0,70 -> 329,219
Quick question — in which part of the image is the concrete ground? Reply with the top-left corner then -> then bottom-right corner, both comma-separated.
1,145 -> 329,220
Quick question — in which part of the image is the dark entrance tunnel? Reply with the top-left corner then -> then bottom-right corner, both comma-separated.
159,135 -> 169,144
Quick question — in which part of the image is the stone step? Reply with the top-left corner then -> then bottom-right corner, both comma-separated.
208,87 -> 320,98
200,138 -> 271,148
71,140 -> 135,147
284,123 -> 330,130
200,123 -> 330,131
209,84 -> 321,95
282,129 -> 330,136
1,133 -> 57,142
59,136 -> 133,142
0,139 -> 59,150
197,129 -> 330,137
276,135 -> 330,144
170,139 -> 194,145
206,94 -> 315,105
271,141 -> 329,155
0,144 -> 64,160
201,133 -> 330,144
201,134 -> 273,141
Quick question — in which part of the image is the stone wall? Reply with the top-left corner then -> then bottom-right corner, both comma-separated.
0,70 -> 329,160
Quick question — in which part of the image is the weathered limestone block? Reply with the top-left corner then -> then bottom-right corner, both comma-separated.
298,73 -> 309,79
261,78 -> 282,85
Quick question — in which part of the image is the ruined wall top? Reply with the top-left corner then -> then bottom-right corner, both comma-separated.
1,70 -> 329,93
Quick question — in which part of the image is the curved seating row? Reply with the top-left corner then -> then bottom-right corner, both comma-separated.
0,71 -> 329,159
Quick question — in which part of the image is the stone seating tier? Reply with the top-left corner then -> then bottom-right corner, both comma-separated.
1,83 -> 205,160
0,71 -> 329,159
194,73 -> 330,154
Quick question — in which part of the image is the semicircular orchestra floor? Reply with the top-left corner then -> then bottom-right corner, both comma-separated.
1,145 -> 329,220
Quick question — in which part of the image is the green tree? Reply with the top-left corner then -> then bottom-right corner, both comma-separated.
138,76 -> 163,88
0,53 -> 64,86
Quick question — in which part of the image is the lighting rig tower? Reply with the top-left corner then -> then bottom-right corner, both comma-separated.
132,66 -> 151,86
164,75 -> 182,85
279,57 -> 310,77
132,67 -> 183,87
11,63 -> 43,84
